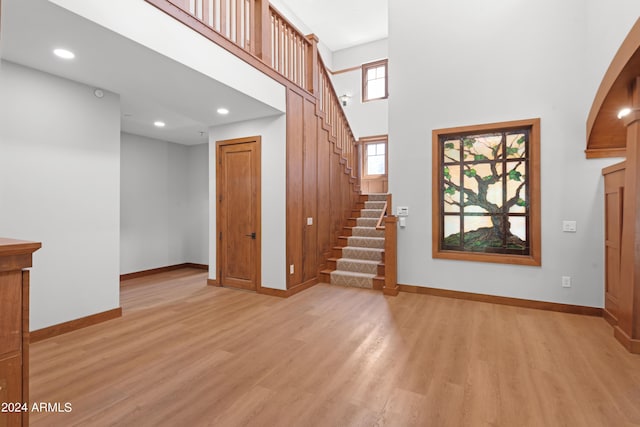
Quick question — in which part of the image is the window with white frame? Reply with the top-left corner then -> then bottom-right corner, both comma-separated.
362,59 -> 388,102
362,136 -> 388,177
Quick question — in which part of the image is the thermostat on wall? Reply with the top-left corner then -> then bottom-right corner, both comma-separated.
397,206 -> 409,217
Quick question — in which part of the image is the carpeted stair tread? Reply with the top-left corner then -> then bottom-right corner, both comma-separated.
347,236 -> 385,249
364,194 -> 388,201
364,201 -> 386,210
329,194 -> 390,289
352,226 -> 385,238
341,246 -> 384,261
336,258 -> 380,274
330,270 -> 375,288
356,217 -> 379,227
361,209 -> 384,218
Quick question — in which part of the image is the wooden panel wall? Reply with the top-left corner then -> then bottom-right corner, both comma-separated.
302,98 -> 318,283
286,91 -> 304,287
317,125 -> 331,270
361,178 -> 388,194
286,88 -> 359,290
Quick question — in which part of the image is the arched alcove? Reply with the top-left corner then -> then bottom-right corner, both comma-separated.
586,18 -> 640,158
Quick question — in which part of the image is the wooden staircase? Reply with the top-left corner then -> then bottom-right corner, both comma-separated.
320,194 -> 389,289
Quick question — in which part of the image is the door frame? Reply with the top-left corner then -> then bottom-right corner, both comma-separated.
216,136 -> 262,292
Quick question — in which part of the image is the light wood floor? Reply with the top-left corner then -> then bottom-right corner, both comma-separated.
30,268 -> 640,426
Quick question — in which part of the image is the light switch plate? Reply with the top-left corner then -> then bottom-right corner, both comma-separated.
562,220 -> 577,232
307,217 -> 313,226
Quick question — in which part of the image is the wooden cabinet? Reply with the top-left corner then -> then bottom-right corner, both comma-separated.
0,238 -> 41,427
603,162 -> 625,326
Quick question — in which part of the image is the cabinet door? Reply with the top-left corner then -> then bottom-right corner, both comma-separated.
0,354 -> 23,427
0,272 -> 22,355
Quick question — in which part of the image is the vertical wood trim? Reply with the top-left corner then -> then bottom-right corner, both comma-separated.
303,98 -> 318,281
383,216 -> 399,296
219,0 -> 227,37
234,0 -> 241,45
619,80 -> 640,342
286,91 -> 304,288
253,0 -> 270,62
21,270 -> 30,426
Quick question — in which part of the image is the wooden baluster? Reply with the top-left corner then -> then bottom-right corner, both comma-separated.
293,35 -> 298,84
279,17 -> 283,73
271,14 -> 276,69
220,0 -> 227,37
306,34 -> 318,95
273,16 -> 278,70
287,28 -> 292,81
211,0 -> 220,32
297,37 -> 302,86
252,0 -> 270,63
235,0 -> 242,46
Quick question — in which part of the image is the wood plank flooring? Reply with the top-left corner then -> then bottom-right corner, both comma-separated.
30,268 -> 640,426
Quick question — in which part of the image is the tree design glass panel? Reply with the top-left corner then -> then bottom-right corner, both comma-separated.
439,128 -> 531,255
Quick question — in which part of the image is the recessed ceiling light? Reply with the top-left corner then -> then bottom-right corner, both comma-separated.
217,108 -> 229,115
618,107 -> 632,119
53,48 -> 75,59
154,121 -> 166,128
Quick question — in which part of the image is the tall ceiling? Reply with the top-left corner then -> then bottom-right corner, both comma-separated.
0,0 -> 387,145
277,0 -> 388,52
0,0 -> 282,145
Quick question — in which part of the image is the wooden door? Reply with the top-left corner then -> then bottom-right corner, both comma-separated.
216,137 -> 261,291
603,162 -> 625,324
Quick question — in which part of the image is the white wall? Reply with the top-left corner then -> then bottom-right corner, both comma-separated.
269,0 -> 333,69
388,0 -> 640,307
208,115 -> 287,290
586,1 -> 640,97
0,60 -> 120,330
331,39 -> 389,139
185,143 -> 210,265
120,133 -> 208,274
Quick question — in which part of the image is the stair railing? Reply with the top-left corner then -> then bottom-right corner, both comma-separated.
146,0 -> 359,181
145,0 -> 362,286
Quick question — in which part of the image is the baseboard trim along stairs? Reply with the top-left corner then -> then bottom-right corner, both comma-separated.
321,194 -> 388,290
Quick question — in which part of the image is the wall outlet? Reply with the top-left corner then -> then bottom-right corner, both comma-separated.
289,264 -> 294,275
561,276 -> 571,288
562,220 -> 577,232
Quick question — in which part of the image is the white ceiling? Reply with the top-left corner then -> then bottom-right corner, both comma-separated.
0,0 -> 386,145
0,0 -> 282,145
276,0 -> 388,52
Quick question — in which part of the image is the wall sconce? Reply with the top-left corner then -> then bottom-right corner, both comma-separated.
339,94 -> 351,107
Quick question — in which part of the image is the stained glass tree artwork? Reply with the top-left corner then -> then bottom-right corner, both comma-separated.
440,130 -> 530,255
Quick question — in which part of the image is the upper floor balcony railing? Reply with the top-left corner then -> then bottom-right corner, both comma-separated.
146,0 -> 357,178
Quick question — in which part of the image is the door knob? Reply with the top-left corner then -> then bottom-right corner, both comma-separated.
245,232 -> 256,239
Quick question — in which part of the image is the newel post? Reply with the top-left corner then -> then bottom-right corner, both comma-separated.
306,34 -> 319,95
617,76 -> 640,352
383,215 -> 399,296
253,0 -> 272,65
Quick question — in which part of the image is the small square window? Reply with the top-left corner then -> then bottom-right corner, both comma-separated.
362,59 -> 388,102
362,137 -> 388,177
